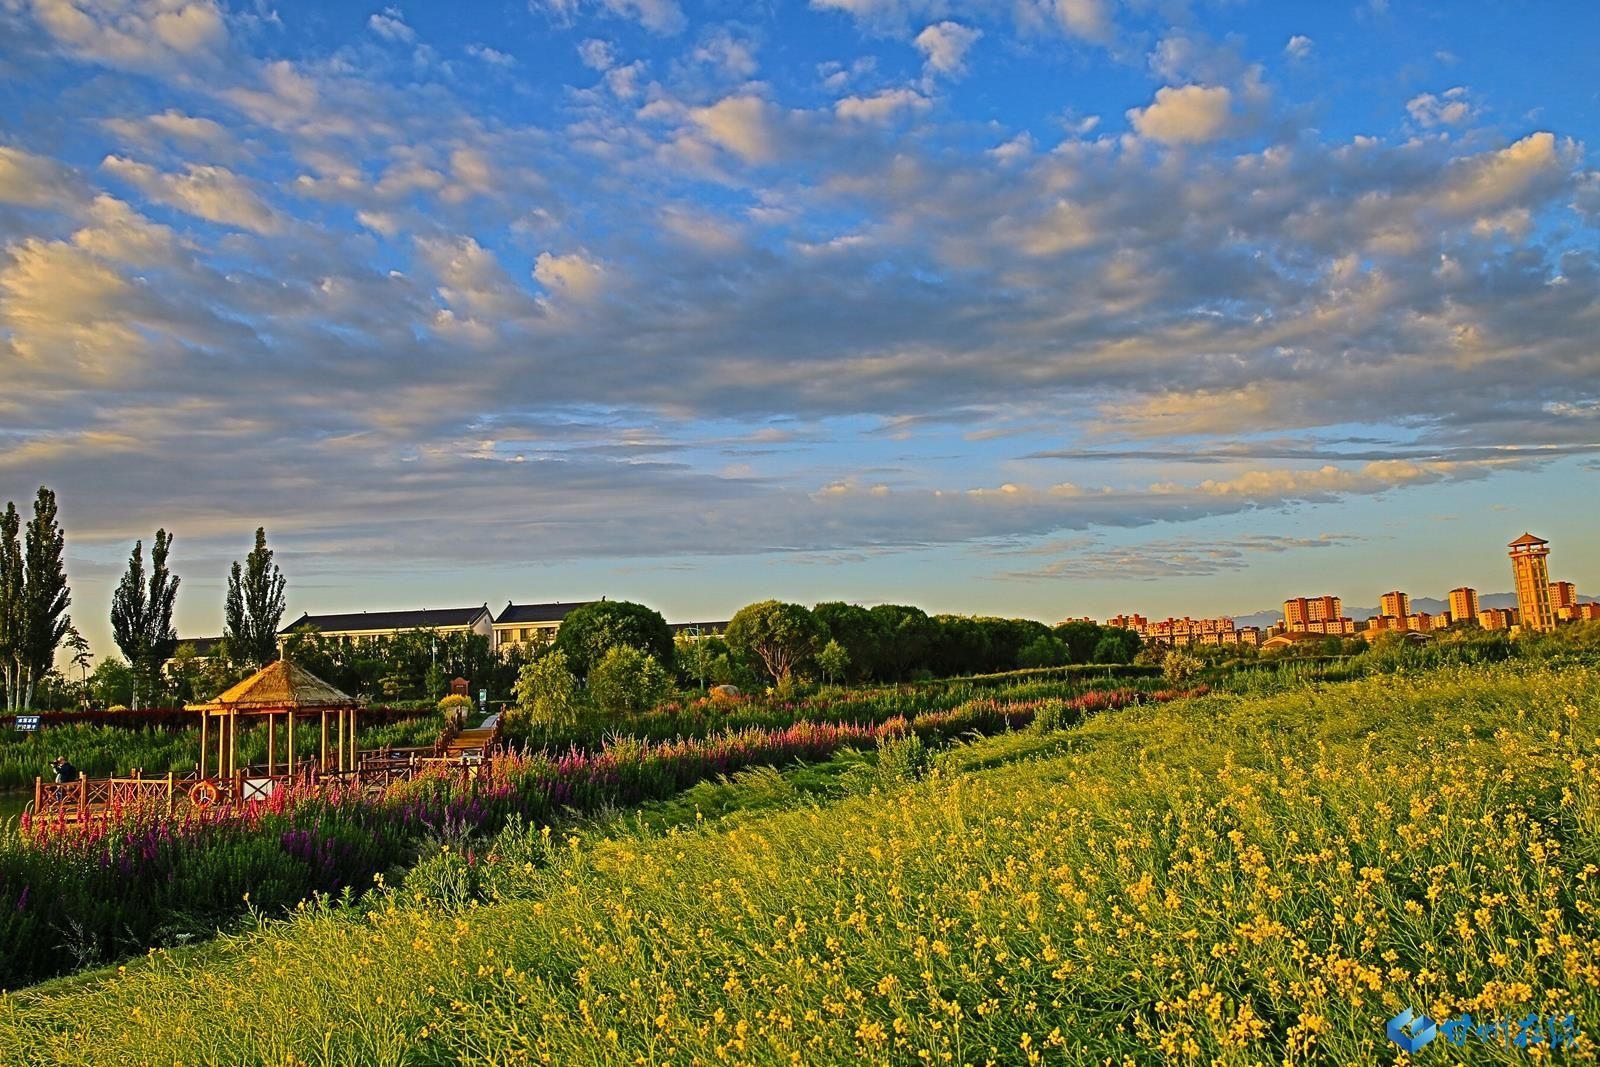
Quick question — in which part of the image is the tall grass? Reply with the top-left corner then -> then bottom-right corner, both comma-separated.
2,663 -> 1595,1063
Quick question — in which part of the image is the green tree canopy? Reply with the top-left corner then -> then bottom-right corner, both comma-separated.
1017,634 -> 1070,669
512,649 -> 581,730
224,527 -> 287,669
110,530 -> 179,709
588,645 -> 673,717
811,602 -> 886,682
867,604 -> 937,679
725,600 -> 824,685
1053,620 -> 1106,664
20,487 -> 71,710
816,639 -> 850,684
1091,627 -> 1141,665
554,600 -> 673,677
0,503 -> 22,711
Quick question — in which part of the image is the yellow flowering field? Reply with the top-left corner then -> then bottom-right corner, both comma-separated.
3,662 -> 1599,1065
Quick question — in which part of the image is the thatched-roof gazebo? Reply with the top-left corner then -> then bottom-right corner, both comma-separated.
187,660 -> 365,786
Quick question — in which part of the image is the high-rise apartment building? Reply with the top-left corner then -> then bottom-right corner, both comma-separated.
1508,533 -> 1557,634
1551,581 -> 1578,611
1448,587 -> 1480,625
1283,595 -> 1342,628
1379,591 -> 1410,618
1480,607 -> 1519,631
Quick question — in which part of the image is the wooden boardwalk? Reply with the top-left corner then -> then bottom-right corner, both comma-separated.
438,713 -> 500,763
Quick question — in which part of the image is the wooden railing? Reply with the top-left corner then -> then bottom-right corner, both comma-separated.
25,745 -> 494,825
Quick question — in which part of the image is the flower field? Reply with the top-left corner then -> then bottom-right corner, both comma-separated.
0,685 -> 1171,989
2,662 -> 1596,1063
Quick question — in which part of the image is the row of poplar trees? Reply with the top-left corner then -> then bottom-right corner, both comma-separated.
110,526 -> 287,708
0,488 -> 72,713
0,484 -> 289,711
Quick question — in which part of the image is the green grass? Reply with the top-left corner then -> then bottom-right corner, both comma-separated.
3,662 -> 1599,1064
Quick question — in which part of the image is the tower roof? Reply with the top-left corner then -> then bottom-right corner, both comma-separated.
1508,532 -> 1549,548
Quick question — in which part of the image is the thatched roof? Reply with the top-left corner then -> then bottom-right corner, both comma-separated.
188,660 -> 360,714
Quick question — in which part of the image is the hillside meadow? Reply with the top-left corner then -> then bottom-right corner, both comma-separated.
2,661 -> 1597,1064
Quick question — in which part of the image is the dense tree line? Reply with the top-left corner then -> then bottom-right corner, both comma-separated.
513,598 -> 1145,727
1,486 -> 1139,713
279,625 -> 525,706
720,601 -> 1140,687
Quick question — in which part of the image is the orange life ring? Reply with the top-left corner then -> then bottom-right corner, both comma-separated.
188,780 -> 221,809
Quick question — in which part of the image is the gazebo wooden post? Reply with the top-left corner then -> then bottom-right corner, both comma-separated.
217,713 -> 226,781
229,710 -> 239,779
199,708 -> 209,780
348,707 -> 358,775
321,711 -> 330,772
287,711 -> 297,777
267,712 -> 277,777
336,708 -> 346,773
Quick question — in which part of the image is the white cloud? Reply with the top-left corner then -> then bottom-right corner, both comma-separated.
418,235 -> 536,320
0,238 -> 146,381
691,27 -> 759,79
688,95 -> 778,162
914,21 -> 981,80
531,0 -> 684,35
70,195 -> 179,265
577,38 -> 615,71
987,131 -> 1033,165
533,250 -> 606,301
1284,34 -> 1313,60
1406,87 -> 1476,128
367,7 -> 415,43
603,59 -> 648,100
835,88 -> 930,123
1050,0 -> 1113,43
101,155 -> 282,234
0,146 -> 81,208
1127,84 -> 1232,144
1436,131 -> 1565,216
103,109 -> 231,151
26,0 -> 227,69
466,43 -> 514,66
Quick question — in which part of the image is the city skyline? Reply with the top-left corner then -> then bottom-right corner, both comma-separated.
2,1 -> 1598,657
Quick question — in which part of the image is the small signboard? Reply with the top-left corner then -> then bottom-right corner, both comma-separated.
14,714 -> 40,733
479,689 -> 487,709
241,777 -> 278,801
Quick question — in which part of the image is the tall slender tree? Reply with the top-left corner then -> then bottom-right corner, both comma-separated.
110,530 -> 180,708
65,624 -> 92,708
21,487 -> 70,709
224,527 -> 287,669
110,539 -> 147,709
0,503 -> 21,711
146,530 -> 179,700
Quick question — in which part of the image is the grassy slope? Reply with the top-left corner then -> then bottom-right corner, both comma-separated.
4,663 -> 1599,1065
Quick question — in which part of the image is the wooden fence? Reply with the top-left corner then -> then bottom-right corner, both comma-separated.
28,744 -> 501,825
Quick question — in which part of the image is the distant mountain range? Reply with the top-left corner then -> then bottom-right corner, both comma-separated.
1229,592 -> 1594,630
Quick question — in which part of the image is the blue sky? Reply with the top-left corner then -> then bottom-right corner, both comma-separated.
1,0 -> 1597,656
